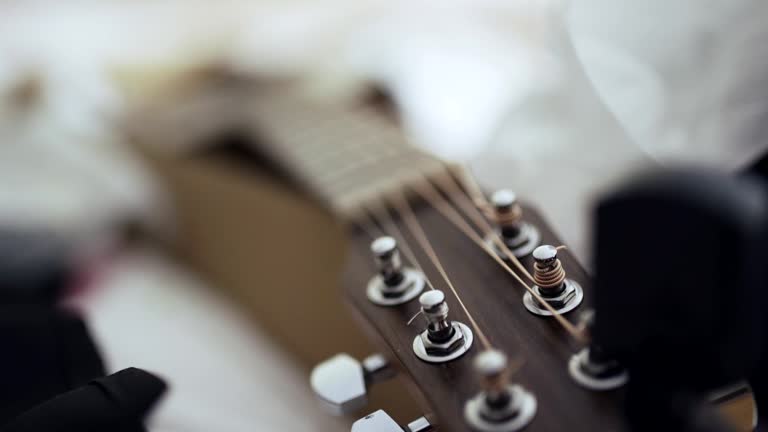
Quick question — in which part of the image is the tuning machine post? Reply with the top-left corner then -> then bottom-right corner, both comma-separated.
412,290 -> 474,363
367,236 -> 425,306
523,245 -> 584,316
568,345 -> 629,391
464,350 -> 537,431
310,353 -> 395,415
568,310 -> 628,390
483,190 -> 540,258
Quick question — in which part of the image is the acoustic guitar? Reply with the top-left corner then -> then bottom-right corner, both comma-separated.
126,75 -> 760,431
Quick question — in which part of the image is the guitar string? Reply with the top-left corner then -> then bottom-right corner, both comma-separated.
443,175 -> 577,331
437,172 -> 586,340
454,166 -> 490,211
365,199 -> 437,292
352,207 -> 437,292
411,178 -> 586,342
354,213 -> 386,240
389,189 -> 494,350
367,195 -> 529,377
416,178 -> 585,341
436,171 -> 536,283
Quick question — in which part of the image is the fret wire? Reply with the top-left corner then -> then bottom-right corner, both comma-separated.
302,141 -> 371,170
246,86 -> 446,219
319,156 -> 425,196
315,147 -> 404,185
317,154 -> 441,210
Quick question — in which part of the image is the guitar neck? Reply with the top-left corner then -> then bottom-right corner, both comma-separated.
241,83 -> 450,219
128,77 -> 450,220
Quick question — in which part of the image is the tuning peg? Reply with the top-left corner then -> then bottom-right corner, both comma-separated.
464,350 -> 536,432
523,245 -> 584,316
310,353 -> 395,415
352,410 -> 432,432
367,236 -> 425,306
483,189 -> 541,258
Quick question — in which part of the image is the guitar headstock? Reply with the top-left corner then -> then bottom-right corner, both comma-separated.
341,202 -> 613,431
312,170 -> 626,432
311,169 -> 768,432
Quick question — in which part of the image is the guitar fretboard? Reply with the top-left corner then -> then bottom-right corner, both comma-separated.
243,83 -> 448,219
127,78 -> 450,220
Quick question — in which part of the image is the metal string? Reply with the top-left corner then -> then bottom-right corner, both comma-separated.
388,189 -> 494,350
436,171 -> 536,283
411,177 -> 587,342
365,199 -> 436,292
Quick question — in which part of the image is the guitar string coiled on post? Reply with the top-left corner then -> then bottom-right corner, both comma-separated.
481,190 -> 524,228
484,204 -> 523,227
533,255 -> 566,289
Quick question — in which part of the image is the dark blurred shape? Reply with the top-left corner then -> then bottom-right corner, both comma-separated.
4,367 -> 167,432
625,388 -> 737,432
0,230 -> 103,424
741,150 -> 768,432
361,85 -> 398,123
746,149 -> 768,181
6,73 -> 42,114
0,230 -> 73,305
0,309 -> 105,424
592,168 -> 768,430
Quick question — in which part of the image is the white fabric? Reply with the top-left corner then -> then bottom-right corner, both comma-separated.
73,248 -> 348,432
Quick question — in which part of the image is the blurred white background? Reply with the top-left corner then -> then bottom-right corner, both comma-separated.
1,0 -> 766,430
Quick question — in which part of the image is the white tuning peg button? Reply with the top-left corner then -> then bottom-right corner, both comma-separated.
310,353 -> 394,415
352,410 -> 432,432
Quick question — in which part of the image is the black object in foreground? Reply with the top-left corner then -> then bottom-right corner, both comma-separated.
4,368 -> 167,432
593,168 -> 768,431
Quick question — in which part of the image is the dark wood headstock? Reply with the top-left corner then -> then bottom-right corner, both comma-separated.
330,170 -> 765,432
341,198 -> 623,432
